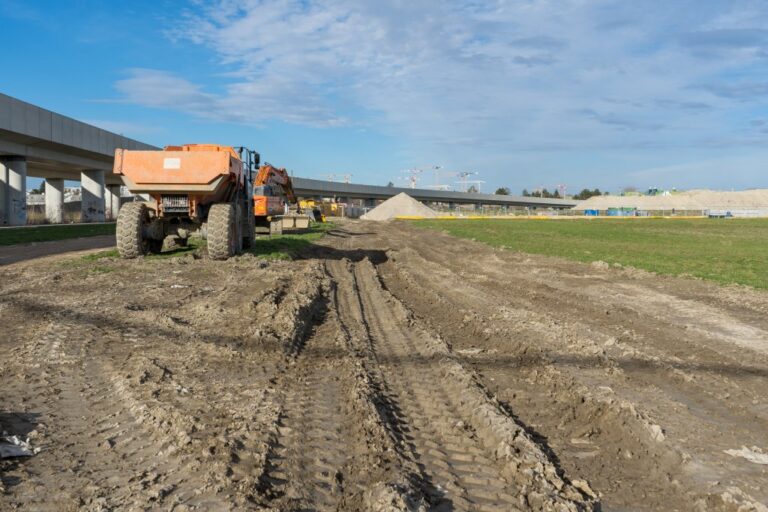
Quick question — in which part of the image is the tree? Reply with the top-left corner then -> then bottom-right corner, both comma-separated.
467,185 -> 479,194
522,189 -> 530,197
495,187 -> 510,195
386,181 -> 395,187
572,188 -> 604,200
621,186 -> 637,194
553,189 -> 561,198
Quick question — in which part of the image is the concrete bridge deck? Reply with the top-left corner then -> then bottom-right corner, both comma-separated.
1,93 -> 577,225
0,94 -> 157,225
292,177 -> 576,208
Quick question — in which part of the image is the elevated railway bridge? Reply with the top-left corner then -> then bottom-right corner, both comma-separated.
0,93 -> 576,225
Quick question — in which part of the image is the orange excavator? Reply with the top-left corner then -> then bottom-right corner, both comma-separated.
252,163 -> 299,233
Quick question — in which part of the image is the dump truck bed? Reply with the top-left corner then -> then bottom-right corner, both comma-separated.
114,145 -> 244,196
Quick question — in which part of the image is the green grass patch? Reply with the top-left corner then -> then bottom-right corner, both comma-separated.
0,223 -> 115,246
250,222 -> 335,260
81,249 -> 120,261
412,218 -> 768,289
79,238 -> 205,263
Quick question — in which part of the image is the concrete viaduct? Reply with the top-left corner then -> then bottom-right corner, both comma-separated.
291,177 -> 576,209
0,93 -> 576,225
0,94 -> 157,225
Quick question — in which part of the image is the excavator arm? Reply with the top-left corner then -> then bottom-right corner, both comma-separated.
254,164 -> 298,204
252,164 -> 302,221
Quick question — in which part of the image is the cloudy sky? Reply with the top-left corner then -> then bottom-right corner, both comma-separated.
2,0 -> 768,193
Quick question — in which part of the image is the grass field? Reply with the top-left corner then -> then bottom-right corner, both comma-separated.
249,222 -> 334,259
0,223 -> 116,246
413,218 -> 768,289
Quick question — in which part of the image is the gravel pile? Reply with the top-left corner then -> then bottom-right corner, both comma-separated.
574,189 -> 768,211
361,192 -> 438,220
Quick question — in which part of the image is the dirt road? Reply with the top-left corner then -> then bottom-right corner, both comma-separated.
0,235 -> 115,265
1,221 -> 766,511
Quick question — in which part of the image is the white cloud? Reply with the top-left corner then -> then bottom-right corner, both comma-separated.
114,0 -> 768,187
627,154 -> 768,190
115,68 -> 345,127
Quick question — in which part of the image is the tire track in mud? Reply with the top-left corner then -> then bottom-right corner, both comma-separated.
327,255 -> 596,511
5,320 -> 219,510
257,311 -> 350,509
2,262 -> 334,510
367,222 -> 768,510
374,235 -> 699,506
257,281 -> 428,511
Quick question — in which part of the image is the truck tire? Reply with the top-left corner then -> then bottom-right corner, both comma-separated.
116,202 -> 151,258
208,203 -> 238,260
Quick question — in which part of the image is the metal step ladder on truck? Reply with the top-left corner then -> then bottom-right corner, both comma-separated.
114,144 -> 259,260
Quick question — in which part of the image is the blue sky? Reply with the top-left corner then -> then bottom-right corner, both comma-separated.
2,0 -> 768,194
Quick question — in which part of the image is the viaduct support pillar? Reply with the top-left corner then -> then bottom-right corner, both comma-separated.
105,184 -> 121,221
1,157 -> 27,226
81,170 -> 105,222
45,178 -> 65,224
0,159 -> 6,225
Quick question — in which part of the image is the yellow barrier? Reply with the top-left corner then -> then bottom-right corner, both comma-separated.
395,215 -> 709,221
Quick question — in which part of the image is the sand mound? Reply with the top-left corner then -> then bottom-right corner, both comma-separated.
361,193 -> 438,221
574,189 -> 768,212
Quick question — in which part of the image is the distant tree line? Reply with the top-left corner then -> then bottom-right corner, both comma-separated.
571,188 -> 607,200
492,187 -> 609,199
521,188 -> 562,199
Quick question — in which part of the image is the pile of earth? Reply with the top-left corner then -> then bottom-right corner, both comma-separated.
361,192 -> 438,221
574,188 -> 768,211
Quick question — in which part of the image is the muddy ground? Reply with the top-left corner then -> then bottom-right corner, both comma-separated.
1,220 -> 766,511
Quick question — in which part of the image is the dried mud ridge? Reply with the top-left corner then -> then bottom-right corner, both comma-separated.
2,222 -> 768,511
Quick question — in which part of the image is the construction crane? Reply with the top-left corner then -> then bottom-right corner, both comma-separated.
464,180 -> 486,193
455,171 -> 479,193
400,168 -> 424,189
424,165 -> 457,191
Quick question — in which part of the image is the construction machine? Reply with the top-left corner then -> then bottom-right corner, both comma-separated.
252,163 -> 299,233
298,199 -> 326,223
114,144 -> 259,260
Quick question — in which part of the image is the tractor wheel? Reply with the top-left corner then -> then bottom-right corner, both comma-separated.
208,203 -> 238,260
116,202 -> 152,258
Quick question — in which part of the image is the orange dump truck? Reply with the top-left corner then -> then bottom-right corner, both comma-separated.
114,144 -> 259,260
